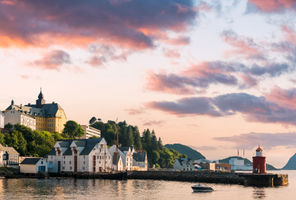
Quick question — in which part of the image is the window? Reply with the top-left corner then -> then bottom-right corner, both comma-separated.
70,167 -> 72,170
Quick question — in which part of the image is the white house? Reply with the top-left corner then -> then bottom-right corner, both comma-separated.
4,109 -> 36,130
0,144 -> 19,167
80,125 -> 101,139
20,157 -> 48,174
108,145 -> 126,171
119,147 -> 134,171
0,112 -> 4,129
47,138 -> 112,173
132,151 -> 148,171
174,158 -> 196,171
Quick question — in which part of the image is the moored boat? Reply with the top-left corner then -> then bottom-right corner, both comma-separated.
191,184 -> 213,192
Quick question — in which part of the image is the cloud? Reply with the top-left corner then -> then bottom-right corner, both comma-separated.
32,50 -> 71,70
87,44 -> 129,67
147,61 -> 292,94
163,49 -> 181,58
265,86 -> 296,109
125,108 -> 145,115
148,92 -> 296,125
0,0 -> 197,48
221,30 -> 265,60
214,132 -> 296,149
143,120 -> 165,126
248,0 -> 296,12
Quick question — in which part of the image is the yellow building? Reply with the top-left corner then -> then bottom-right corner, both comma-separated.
5,90 -> 67,133
26,90 -> 67,133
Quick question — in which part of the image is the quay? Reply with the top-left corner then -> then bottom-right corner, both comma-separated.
126,171 -> 288,187
4,170 -> 288,187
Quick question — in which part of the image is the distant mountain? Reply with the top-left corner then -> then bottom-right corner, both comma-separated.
283,153 -> 296,170
218,156 -> 278,170
165,143 -> 206,160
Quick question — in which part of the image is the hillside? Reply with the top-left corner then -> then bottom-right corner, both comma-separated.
283,153 -> 296,170
219,156 -> 278,170
165,143 -> 206,160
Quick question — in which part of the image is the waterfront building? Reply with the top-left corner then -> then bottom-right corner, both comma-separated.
108,145 -> 125,171
20,157 -> 48,174
4,90 -> 67,133
228,157 -> 252,171
0,144 -> 19,167
173,158 -> 200,171
80,125 -> 101,139
119,147 -> 134,171
253,146 -> 266,174
132,151 -> 148,171
47,138 -> 112,173
0,112 -> 4,129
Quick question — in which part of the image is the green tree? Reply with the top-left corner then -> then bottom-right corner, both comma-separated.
133,127 -> 142,150
63,120 -> 84,139
89,117 -> 97,125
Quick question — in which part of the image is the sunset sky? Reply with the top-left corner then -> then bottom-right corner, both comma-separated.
1,0 -> 296,168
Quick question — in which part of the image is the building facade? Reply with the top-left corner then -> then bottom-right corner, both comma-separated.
4,108 -> 36,130
80,125 -> 101,139
0,144 -> 19,167
0,112 -> 4,129
20,157 -> 48,174
132,151 -> 148,171
47,138 -> 112,173
3,90 -> 67,133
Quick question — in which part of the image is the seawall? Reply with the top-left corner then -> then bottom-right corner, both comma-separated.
127,171 -> 288,187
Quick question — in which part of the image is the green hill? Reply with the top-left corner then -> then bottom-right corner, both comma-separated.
165,143 -> 205,160
282,153 -> 296,170
218,156 -> 278,170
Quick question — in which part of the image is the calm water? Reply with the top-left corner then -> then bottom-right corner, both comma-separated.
0,171 -> 295,200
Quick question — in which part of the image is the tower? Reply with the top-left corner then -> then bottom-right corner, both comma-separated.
252,146 -> 266,174
36,88 -> 45,108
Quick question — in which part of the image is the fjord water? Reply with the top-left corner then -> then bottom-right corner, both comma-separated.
0,171 -> 295,200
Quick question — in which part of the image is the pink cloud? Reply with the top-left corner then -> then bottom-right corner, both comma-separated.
282,25 -> 296,45
0,0 -> 197,49
32,50 -> 71,70
221,30 -> 264,60
249,0 -> 295,12
265,86 -> 296,109
163,49 -> 181,58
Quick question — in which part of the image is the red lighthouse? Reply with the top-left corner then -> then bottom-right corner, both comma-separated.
253,146 -> 266,174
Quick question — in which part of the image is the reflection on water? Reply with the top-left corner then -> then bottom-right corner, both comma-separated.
0,171 -> 294,200
253,188 -> 266,199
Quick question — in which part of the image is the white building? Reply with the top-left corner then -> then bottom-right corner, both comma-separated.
20,157 -> 48,174
174,158 -> 198,171
47,138 -> 112,173
108,145 -> 134,171
120,147 -> 134,171
0,112 -> 4,129
0,144 -> 19,167
4,109 -> 36,130
228,157 -> 252,171
132,151 -> 148,171
80,125 -> 101,139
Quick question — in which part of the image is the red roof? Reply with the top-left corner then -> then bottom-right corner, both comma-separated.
256,146 -> 263,152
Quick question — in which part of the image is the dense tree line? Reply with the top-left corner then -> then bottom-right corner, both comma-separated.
89,117 -> 184,168
0,124 -> 65,157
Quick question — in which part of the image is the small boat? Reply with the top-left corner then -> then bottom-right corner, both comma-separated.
191,184 -> 213,192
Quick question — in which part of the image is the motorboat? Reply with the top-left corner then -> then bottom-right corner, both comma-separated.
191,184 -> 213,192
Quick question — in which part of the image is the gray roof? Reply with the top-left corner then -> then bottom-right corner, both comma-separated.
48,148 -> 56,155
26,103 -> 63,117
47,138 -> 104,156
133,152 -> 146,162
21,158 -> 41,165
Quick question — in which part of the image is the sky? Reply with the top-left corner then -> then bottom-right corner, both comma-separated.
1,0 -> 296,168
